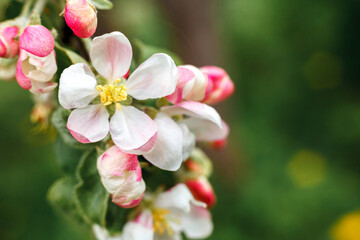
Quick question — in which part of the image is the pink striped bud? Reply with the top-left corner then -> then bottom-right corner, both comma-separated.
0,26 -> 19,58
201,66 -> 234,105
166,65 -> 207,104
186,176 -> 216,209
97,146 -> 145,208
65,0 -> 97,38
16,25 -> 57,93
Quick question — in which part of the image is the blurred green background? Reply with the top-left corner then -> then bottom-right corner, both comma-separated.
1,0 -> 360,239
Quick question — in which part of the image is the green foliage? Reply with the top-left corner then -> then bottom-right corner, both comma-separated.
133,39 -> 183,66
74,150 -> 109,226
47,177 -> 85,223
91,0 -> 113,10
55,136 -> 85,175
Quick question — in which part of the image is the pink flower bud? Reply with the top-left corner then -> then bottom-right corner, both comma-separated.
97,146 -> 145,208
201,66 -> 234,105
0,26 -> 19,58
186,177 -> 216,209
65,0 -> 97,38
210,138 -> 227,150
16,25 -> 57,92
166,65 -> 207,104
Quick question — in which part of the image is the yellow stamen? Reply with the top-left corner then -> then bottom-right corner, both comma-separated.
152,208 -> 173,235
96,79 -> 127,109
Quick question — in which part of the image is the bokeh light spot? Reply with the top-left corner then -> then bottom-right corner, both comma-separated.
331,211 -> 360,240
287,149 -> 327,188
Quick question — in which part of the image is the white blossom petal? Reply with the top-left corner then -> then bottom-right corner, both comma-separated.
90,32 -> 132,81
161,101 -> 222,128
126,53 -> 178,100
122,210 -> 154,240
110,105 -> 158,151
59,63 -> 98,109
143,113 -> 183,171
155,184 -> 196,213
67,104 -> 109,143
181,205 -> 213,239
180,118 -> 229,142
178,123 -> 195,161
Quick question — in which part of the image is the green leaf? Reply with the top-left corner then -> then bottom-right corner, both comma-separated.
55,43 -> 88,65
133,39 -> 183,66
47,177 -> 84,223
55,136 -> 85,175
74,150 -> 109,226
91,0 -> 113,10
51,107 -> 95,150
105,199 -> 131,234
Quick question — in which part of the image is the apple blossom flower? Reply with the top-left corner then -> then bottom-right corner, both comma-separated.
93,224 -> 122,240
200,66 -> 234,105
64,0 -> 97,38
119,184 -> 213,240
59,32 -> 177,152
16,25 -> 57,94
97,145 -> 145,208
0,26 -> 19,58
186,176 -> 216,209
166,65 -> 207,104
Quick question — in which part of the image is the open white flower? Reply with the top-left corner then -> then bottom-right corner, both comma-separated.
119,184 -> 213,240
59,32 -> 178,152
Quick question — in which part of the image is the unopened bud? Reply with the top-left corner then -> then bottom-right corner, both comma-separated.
186,176 -> 216,208
185,148 -> 213,178
97,146 -> 145,208
65,0 -> 97,38
0,26 -> 19,58
201,66 -> 234,105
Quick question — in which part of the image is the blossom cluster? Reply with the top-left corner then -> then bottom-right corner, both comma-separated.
0,1 -> 234,239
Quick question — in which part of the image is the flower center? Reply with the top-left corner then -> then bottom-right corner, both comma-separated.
152,208 -> 173,235
96,79 -> 127,110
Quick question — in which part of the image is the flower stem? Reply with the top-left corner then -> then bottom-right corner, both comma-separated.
20,0 -> 34,17
32,0 -> 47,15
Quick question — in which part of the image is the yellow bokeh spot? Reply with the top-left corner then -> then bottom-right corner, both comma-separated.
331,211 -> 360,240
287,149 -> 327,188
96,79 -> 127,110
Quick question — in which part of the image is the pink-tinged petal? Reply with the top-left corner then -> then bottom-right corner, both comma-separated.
166,66 -> 194,104
59,63 -> 98,109
178,123 -> 195,161
110,105 -> 158,151
181,204 -> 213,239
126,53 -> 178,100
0,26 -> 19,58
161,101 -> 222,128
65,0 -> 97,38
67,104 -> 109,143
201,66 -> 235,104
19,25 -> 54,57
143,113 -> 183,171
30,81 -> 58,94
180,118 -> 229,142
112,177 -> 145,208
186,177 -> 216,209
21,50 -> 57,82
122,210 -> 154,240
181,65 -> 207,101
90,32 -> 132,81
15,53 -> 31,89
123,133 -> 157,155
97,146 -> 139,178
155,184 -> 201,212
